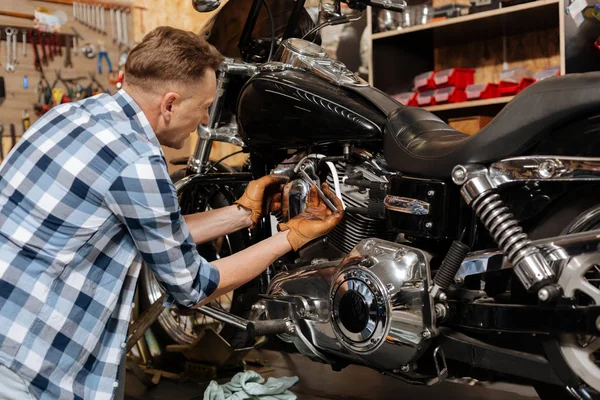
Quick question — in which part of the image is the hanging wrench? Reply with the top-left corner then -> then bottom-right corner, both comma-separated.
110,8 -> 116,42
5,28 -> 15,72
116,8 -> 122,47
122,9 -> 129,48
101,7 -> 106,34
22,30 -> 26,58
12,30 -> 18,64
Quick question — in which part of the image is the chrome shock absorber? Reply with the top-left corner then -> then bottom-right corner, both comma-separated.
452,165 -> 558,299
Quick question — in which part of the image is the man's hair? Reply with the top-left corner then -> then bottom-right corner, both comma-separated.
124,26 -> 223,91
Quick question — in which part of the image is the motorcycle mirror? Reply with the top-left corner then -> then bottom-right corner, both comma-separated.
192,0 -> 221,13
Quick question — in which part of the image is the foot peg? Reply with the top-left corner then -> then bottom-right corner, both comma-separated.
247,319 -> 291,337
196,304 -> 292,337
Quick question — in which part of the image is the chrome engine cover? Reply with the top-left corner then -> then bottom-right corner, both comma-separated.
256,238 -> 435,370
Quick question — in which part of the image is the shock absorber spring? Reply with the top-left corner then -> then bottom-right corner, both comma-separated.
454,165 -> 556,296
471,192 -> 537,264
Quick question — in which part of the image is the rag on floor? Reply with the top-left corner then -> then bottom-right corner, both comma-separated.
203,370 -> 298,400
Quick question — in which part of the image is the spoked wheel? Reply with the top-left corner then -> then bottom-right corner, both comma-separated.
552,210 -> 600,397
556,253 -> 600,394
527,191 -> 600,399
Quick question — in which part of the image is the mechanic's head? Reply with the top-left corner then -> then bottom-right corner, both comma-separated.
123,26 -> 223,149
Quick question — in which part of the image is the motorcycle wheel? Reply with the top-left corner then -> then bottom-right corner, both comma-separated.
139,166 -> 257,352
528,186 -> 600,399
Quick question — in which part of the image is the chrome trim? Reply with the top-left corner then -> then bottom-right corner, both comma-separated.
454,228 -> 600,282
384,195 -> 430,215
490,156 -> 600,185
280,38 -> 366,87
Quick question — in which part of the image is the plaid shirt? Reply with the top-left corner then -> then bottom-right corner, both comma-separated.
0,90 -> 220,399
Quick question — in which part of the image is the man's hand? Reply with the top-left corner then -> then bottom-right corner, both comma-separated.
278,183 -> 344,251
235,175 -> 289,226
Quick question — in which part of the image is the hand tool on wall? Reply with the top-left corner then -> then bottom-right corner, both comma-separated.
97,41 -> 112,74
5,28 -> 15,73
101,7 -> 106,34
22,30 -> 27,58
73,36 -> 78,56
9,124 -> 16,151
22,110 -> 30,133
39,31 -> 48,66
115,8 -> 122,47
44,33 -> 54,62
64,38 -> 73,68
30,30 -> 42,71
24,75 -> 29,89
122,9 -> 129,48
0,124 -> 4,160
110,7 -> 116,42
73,2 -> 77,22
55,32 -> 62,56
11,31 -> 18,65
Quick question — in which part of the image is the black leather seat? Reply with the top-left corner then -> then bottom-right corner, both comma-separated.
383,72 -> 600,178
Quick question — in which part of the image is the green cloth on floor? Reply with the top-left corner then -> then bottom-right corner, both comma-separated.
203,370 -> 298,400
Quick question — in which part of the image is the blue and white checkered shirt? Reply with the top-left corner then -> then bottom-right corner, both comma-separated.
0,90 -> 220,399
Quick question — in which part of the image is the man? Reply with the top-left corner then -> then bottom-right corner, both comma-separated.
0,26 -> 343,399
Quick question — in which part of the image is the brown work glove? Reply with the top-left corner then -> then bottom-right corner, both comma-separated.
278,183 -> 344,251
235,174 -> 289,227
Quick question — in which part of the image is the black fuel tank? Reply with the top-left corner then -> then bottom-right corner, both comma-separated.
237,69 -> 386,149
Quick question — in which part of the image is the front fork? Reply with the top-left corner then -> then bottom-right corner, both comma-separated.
186,59 -> 257,176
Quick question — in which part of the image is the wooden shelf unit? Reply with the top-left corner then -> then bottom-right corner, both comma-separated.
423,96 -> 514,112
366,0 -> 600,120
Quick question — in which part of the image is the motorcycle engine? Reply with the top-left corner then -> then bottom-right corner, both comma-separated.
251,238 -> 435,370
276,153 -> 397,255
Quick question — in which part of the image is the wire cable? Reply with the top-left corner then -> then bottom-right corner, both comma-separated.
262,0 -> 276,62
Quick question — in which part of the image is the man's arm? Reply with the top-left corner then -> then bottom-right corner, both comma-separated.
184,205 -> 252,244
182,174 -> 287,244
105,155 -> 219,307
198,231 -> 292,305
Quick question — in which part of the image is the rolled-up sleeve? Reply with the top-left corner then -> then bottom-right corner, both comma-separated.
104,155 -> 220,307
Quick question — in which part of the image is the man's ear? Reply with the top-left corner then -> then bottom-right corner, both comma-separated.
160,92 -> 180,123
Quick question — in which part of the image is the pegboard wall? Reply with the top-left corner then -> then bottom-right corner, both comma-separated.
0,0 -> 133,159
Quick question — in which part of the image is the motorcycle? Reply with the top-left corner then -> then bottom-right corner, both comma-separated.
139,0 -> 600,397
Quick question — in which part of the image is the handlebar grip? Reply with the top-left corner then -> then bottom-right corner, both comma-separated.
368,0 -> 407,12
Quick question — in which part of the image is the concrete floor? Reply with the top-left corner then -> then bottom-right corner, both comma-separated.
129,349 -> 539,400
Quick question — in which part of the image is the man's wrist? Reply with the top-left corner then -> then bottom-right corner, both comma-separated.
232,204 -> 253,228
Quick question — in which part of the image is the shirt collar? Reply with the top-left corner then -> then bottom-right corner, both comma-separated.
113,89 -> 162,149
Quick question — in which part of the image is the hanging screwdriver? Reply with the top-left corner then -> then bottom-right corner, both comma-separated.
9,124 -> 17,151
22,109 -> 30,133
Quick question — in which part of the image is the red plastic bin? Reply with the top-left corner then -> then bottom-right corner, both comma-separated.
393,92 -> 418,106
433,68 -> 475,89
517,77 -> 536,93
466,83 -> 500,100
434,87 -> 467,104
416,90 -> 436,106
414,71 -> 436,92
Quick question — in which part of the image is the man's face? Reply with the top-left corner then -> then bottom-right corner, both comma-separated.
157,68 -> 217,149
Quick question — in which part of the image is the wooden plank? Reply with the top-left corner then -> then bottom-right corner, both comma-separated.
372,0 -> 559,40
423,96 -> 514,112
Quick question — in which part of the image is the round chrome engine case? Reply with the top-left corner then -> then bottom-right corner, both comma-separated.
329,239 -> 434,367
